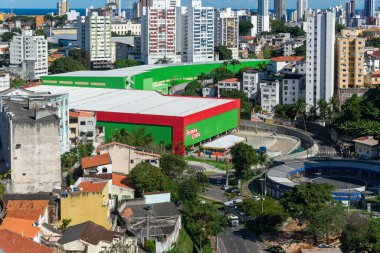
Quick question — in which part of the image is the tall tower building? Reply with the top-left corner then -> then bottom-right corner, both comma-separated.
305,11 -> 335,107
141,0 -> 179,64
297,0 -> 307,21
215,8 -> 239,59
258,0 -> 268,17
350,0 -> 355,18
57,0 -> 69,16
364,0 -> 376,18
107,0 -> 122,16
77,13 -> 113,69
180,0 -> 214,63
274,0 -> 287,21
336,30 -> 366,89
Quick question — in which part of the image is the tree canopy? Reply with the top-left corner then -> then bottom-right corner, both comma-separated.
220,90 -> 253,119
127,162 -> 167,194
183,80 -> 203,96
49,57 -> 86,74
215,45 -> 232,60
230,143 -> 258,178
68,48 -> 91,69
239,20 -> 253,36
114,59 -> 139,69
160,154 -> 187,179
268,20 -> 305,37
281,183 -> 335,224
111,128 -> 154,147
1,32 -> 15,42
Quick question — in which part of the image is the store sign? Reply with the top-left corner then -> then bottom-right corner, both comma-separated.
186,128 -> 201,140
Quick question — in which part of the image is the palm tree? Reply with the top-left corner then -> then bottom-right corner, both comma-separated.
111,128 -> 154,147
329,96 -> 341,118
293,99 -> 307,131
155,56 -> 172,64
317,99 -> 329,123
257,152 -> 268,167
229,59 -> 241,74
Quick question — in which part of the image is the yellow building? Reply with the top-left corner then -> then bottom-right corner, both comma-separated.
60,180 -> 112,229
0,13 -> 16,21
336,30 -> 366,89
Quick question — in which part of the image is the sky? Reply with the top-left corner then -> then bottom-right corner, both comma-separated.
0,0 -> 373,9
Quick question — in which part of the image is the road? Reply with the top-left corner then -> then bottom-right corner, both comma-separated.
205,183 -> 228,202
218,226 -> 265,253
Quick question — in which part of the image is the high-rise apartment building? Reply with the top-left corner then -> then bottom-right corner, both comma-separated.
141,0 -> 179,64
9,30 -> 48,81
106,0 -> 122,17
77,12 -> 113,69
305,11 -> 335,107
57,0 -> 69,16
336,29 -> 366,89
215,8 -> 239,59
180,0 -> 214,63
274,0 -> 287,21
258,0 -> 269,16
364,0 -> 376,18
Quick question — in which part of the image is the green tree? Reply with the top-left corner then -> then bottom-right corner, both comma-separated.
111,128 -> 154,147
183,80 -> 203,96
1,32 -> 15,42
340,214 -> 371,253
293,98 -> 307,130
49,57 -> 86,74
244,197 -> 288,233
293,41 -> 306,57
146,240 -> 155,253
229,59 -> 241,74
68,48 -> 91,69
308,204 -> 346,245
317,99 -> 330,122
281,183 -> 335,224
220,90 -> 253,119
126,162 -> 167,194
60,218 -> 72,231
114,59 -> 139,69
274,104 -> 296,121
230,143 -> 258,178
208,65 -> 234,83
35,29 -> 45,37
239,20 -> 253,36
215,45 -> 232,60
77,143 -> 94,158
155,56 -> 172,64
10,77 -> 26,88
160,154 -> 187,179
336,23 -> 345,33
182,202 -> 227,249
179,178 -> 201,202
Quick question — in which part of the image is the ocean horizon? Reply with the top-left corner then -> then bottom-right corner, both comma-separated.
1,8 -> 300,17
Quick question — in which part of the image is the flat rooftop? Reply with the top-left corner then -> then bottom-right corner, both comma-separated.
27,85 -> 235,117
42,59 -> 265,78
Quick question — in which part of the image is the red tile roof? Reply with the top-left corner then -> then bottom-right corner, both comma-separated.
112,173 -> 133,189
270,56 -> 304,62
0,218 -> 41,239
77,181 -> 107,193
6,200 -> 48,221
0,229 -> 53,253
242,35 -> 255,40
219,78 -> 240,83
69,110 -> 95,118
81,153 -> 111,169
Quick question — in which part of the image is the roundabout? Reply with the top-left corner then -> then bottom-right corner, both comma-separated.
265,159 -> 380,202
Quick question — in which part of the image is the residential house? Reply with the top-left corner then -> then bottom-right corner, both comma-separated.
116,192 -> 181,253
364,69 -> 380,86
283,40 -> 304,56
267,56 -> 305,74
60,179 -> 112,229
81,153 -> 113,175
242,69 -> 260,101
217,78 -> 242,97
40,223 -> 62,247
282,74 -> 306,104
259,80 -> 280,112
97,142 -> 160,175
202,84 -> 218,98
0,229 -> 54,253
0,200 -> 49,243
365,49 -> 380,73
111,173 -> 135,202
353,136 -> 379,159
69,110 -> 97,144
57,221 -> 138,253
0,71 -> 10,92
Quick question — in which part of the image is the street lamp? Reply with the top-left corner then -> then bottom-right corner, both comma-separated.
259,177 -> 267,196
200,227 -> 205,253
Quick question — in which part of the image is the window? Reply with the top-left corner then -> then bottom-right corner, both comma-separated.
102,167 -> 108,173
80,121 -> 86,125
88,121 -> 94,125
131,160 -> 134,164
15,144 -> 21,149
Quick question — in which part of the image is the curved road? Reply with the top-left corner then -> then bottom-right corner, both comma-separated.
218,226 -> 265,253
